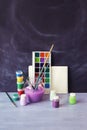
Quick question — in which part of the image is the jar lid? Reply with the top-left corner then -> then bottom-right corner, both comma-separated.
20,94 -> 26,99
53,96 -> 59,101
16,70 -> 23,74
70,93 -> 76,97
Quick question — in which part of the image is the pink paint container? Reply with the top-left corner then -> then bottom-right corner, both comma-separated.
20,94 -> 30,106
25,86 -> 44,103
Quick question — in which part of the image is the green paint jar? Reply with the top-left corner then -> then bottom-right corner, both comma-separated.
69,93 -> 76,105
17,81 -> 24,89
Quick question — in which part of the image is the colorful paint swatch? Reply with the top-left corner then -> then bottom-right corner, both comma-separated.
32,51 -> 51,93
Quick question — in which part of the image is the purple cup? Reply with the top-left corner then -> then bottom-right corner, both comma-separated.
24,86 -> 44,103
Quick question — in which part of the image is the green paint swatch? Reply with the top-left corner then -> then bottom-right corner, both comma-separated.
45,78 -> 50,83
35,57 -> 40,62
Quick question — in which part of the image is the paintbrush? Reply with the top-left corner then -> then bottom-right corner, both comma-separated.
37,63 -> 50,85
25,78 -> 35,89
23,72 -> 35,89
5,92 -> 17,107
35,44 -> 54,89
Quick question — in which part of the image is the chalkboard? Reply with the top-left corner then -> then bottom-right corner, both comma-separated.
0,0 -> 87,92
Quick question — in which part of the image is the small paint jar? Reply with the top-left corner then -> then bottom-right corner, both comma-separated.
17,81 -> 24,89
12,93 -> 19,101
20,94 -> 29,106
16,70 -> 23,77
17,76 -> 24,82
52,96 -> 59,108
50,90 -> 56,101
18,89 -> 24,96
69,93 -> 76,105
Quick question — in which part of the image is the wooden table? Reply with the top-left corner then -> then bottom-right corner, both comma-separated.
0,93 -> 87,130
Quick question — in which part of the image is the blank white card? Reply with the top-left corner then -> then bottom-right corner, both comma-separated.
51,66 -> 68,93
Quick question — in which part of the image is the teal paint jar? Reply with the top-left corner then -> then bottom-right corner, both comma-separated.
13,93 -> 19,101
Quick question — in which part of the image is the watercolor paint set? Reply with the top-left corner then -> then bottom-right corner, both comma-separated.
32,51 -> 51,92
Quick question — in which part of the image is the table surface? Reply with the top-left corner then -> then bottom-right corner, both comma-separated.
0,93 -> 87,130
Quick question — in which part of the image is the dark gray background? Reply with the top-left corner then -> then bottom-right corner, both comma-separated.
0,0 -> 87,92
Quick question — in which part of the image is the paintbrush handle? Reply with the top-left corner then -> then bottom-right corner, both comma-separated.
6,92 -> 17,107
43,44 -> 54,67
35,44 -> 54,89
